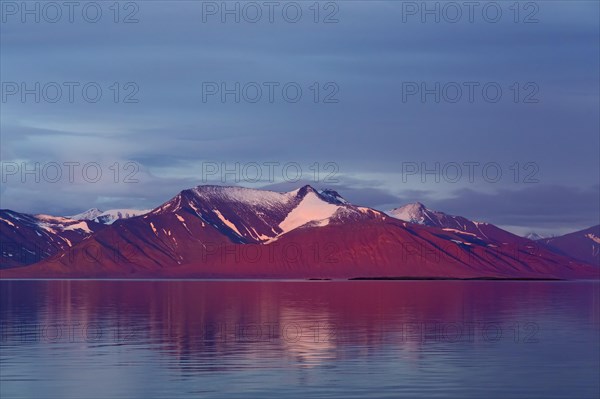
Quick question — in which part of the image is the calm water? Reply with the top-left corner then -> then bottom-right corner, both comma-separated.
0,280 -> 598,399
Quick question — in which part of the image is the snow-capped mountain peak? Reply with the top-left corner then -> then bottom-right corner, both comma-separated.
69,208 -> 150,225
148,184 -> 379,244
318,189 -> 348,205
193,185 -> 293,206
524,232 -> 547,241
386,202 -> 527,244
69,208 -> 103,221
278,190 -> 340,234
387,202 -> 431,224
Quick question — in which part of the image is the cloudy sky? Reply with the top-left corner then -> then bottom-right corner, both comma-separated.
1,1 -> 598,235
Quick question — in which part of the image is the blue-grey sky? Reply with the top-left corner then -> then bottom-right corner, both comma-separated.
1,1 -> 598,235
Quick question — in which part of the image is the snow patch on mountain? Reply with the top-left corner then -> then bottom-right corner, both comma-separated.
0,209 -> 105,267
192,185 -> 293,208
585,233 -> 600,244
69,208 -> 103,221
213,209 -> 244,237
442,228 -> 477,237
0,217 -> 15,227
63,221 -> 93,234
35,214 -> 74,224
279,191 -> 340,234
318,189 -> 348,205
387,202 -> 430,224
69,208 -> 149,224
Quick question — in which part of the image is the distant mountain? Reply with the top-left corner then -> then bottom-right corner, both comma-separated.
524,232 -> 548,241
538,225 -> 600,267
1,186 -> 595,280
387,202 -> 528,245
0,210 -> 104,268
69,208 -> 150,225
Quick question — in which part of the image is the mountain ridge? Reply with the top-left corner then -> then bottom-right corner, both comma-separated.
1,185 -> 597,279
0,210 -> 104,267
538,225 -> 600,267
69,208 -> 150,225
387,202 -> 531,245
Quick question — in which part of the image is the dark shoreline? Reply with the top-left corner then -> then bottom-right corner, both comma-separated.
348,276 -> 565,281
0,276 -> 572,281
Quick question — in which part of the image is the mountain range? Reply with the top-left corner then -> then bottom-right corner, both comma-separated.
538,225 -> 599,267
387,202 -> 531,245
388,203 -> 599,268
1,185 -> 598,279
0,210 -> 103,268
68,208 -> 150,225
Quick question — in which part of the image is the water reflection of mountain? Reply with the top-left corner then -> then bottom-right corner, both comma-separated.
1,281 -> 598,375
